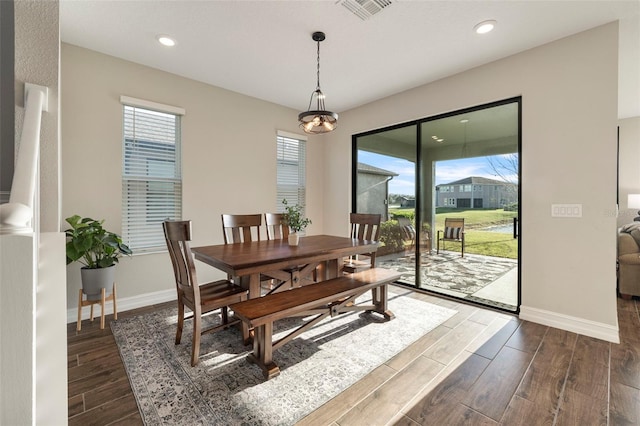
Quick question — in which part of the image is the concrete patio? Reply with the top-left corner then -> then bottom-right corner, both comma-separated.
377,250 -> 518,311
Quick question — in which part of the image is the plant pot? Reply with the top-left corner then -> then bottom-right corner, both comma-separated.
81,265 -> 115,301
288,232 -> 300,246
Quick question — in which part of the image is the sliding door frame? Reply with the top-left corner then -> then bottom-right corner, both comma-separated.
351,96 -> 522,314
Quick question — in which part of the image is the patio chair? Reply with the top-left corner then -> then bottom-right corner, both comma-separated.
397,217 -> 416,250
163,220 -> 248,366
343,213 -> 382,273
437,217 -> 465,257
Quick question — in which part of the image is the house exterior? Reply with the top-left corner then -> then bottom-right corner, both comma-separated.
356,162 -> 398,221
436,176 -> 517,209
399,196 -> 415,208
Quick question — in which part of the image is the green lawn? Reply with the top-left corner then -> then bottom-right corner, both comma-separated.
433,207 -> 517,230
389,207 -> 519,259
433,230 -> 518,259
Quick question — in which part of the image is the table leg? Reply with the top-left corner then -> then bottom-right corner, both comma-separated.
378,284 -> 395,320
326,258 -> 338,279
315,261 -> 327,281
235,274 -> 261,299
246,323 -> 280,380
248,273 -> 260,299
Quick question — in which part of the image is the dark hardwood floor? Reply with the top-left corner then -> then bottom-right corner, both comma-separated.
68,290 -> 640,425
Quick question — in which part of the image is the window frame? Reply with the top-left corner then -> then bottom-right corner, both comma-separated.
120,96 -> 185,254
276,130 -> 308,217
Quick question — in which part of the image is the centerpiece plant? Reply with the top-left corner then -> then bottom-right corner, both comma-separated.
282,199 -> 311,246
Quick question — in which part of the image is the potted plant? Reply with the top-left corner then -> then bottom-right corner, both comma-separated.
65,215 -> 132,300
282,199 -> 312,246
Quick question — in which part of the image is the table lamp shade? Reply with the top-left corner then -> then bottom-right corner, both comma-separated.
628,194 -> 640,209
628,194 -> 640,221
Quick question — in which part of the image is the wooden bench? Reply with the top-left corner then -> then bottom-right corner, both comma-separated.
229,267 -> 401,379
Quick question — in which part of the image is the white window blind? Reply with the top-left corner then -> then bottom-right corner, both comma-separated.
122,103 -> 182,252
276,133 -> 307,214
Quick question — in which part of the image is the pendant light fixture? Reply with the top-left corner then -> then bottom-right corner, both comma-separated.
298,31 -> 338,134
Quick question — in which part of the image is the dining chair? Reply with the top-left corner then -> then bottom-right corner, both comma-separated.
263,212 -> 317,290
163,220 -> 248,366
264,213 -> 289,241
343,213 -> 382,273
221,214 -> 262,243
222,213 -> 277,292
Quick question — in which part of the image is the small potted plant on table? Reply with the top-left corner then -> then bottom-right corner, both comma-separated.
282,199 -> 311,246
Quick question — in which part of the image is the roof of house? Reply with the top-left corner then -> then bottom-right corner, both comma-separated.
440,176 -> 515,186
357,162 -> 399,177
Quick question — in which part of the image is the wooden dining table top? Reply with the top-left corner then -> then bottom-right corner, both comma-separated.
191,234 -> 378,277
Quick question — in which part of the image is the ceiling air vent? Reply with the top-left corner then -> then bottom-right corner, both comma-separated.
339,0 -> 392,21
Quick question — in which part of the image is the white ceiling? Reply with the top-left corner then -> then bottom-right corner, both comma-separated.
60,1 -> 640,118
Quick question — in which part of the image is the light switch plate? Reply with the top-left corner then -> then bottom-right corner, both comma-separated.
551,204 -> 582,217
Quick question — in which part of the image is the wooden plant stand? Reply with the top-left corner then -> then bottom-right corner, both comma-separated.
76,283 -> 117,331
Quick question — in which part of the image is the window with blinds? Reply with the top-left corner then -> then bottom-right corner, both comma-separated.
122,102 -> 182,252
276,133 -> 307,214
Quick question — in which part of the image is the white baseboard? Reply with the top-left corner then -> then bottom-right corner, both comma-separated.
519,305 -> 620,343
68,288 -> 176,324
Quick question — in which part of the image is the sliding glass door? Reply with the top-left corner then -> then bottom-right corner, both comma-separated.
354,124 -> 419,272
353,98 -> 521,313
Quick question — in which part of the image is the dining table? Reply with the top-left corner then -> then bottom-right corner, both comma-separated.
191,234 -> 379,300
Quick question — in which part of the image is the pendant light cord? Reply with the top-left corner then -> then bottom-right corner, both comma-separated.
316,40 -> 321,90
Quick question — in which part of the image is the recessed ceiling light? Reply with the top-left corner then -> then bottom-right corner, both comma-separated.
474,20 -> 496,35
436,139 -> 444,143
157,35 -> 176,47
460,119 -> 469,123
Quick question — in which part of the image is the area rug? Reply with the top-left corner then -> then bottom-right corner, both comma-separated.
377,251 -> 517,295
112,291 -> 456,425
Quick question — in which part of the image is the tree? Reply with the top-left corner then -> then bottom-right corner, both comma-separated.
486,153 -> 519,185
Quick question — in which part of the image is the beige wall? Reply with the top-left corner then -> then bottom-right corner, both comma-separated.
322,23 -> 620,337
62,23 -> 621,340
61,44 -> 325,310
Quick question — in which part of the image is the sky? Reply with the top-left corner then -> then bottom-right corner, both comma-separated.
358,151 -> 518,196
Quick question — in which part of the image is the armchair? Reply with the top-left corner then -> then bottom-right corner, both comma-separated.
618,225 -> 640,298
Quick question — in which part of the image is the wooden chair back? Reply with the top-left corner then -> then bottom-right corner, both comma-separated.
163,220 -> 199,300
264,213 -> 290,240
345,213 -> 382,270
221,214 -> 262,244
350,213 -> 382,241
